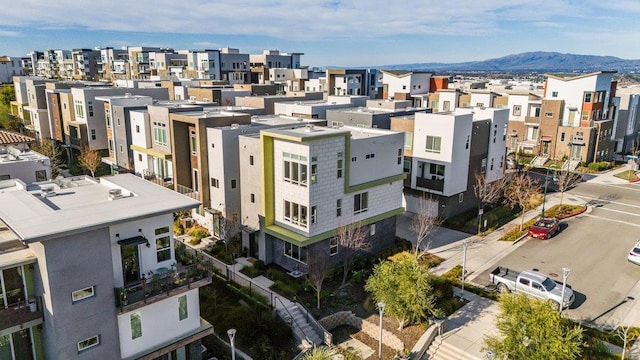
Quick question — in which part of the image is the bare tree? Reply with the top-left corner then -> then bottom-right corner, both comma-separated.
336,221 -> 370,287
307,250 -> 330,309
555,170 -> 579,206
503,173 -> 540,230
473,172 -> 505,234
411,194 -> 442,259
78,146 -> 102,177
31,138 -> 65,177
617,324 -> 639,360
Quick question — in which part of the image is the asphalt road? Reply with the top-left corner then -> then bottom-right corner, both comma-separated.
473,181 -> 640,327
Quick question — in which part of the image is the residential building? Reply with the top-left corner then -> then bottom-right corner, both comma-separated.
0,174 -> 211,359
235,93 -> 324,114
0,56 -> 24,83
381,70 -> 431,104
612,87 -> 640,155
11,76 -> 43,122
128,46 -> 164,80
0,130 -> 50,183
183,50 -> 221,80
249,49 -> 303,84
326,69 -> 370,97
98,47 -> 129,81
24,78 -> 51,140
393,107 -> 508,217
326,99 -> 427,129
71,49 -> 101,81
273,96 -> 369,119
219,48 -> 250,85
238,125 -> 405,271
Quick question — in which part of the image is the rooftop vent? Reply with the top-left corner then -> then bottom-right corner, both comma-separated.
231,123 -> 240,129
108,188 -> 123,200
41,186 -> 56,198
125,93 -> 132,97
304,124 -> 315,132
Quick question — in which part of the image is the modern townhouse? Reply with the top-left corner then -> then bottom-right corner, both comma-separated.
326,99 -> 426,129
219,48 -> 250,85
326,69 -> 370,97
0,174 -> 211,360
71,49 -> 101,81
0,130 -> 50,183
504,91 -> 543,154
249,49 -> 304,84
392,107 -> 508,217
68,86 -> 170,152
128,47 -> 165,80
0,56 -> 24,84
238,124 -> 405,272
44,82 -> 88,144
273,96 -> 369,119
235,93 -> 324,114
24,78 -> 51,140
197,116 -> 326,241
613,87 -> 640,154
380,70 -> 431,105
183,50 -> 221,80
11,76 -> 43,123
149,51 -> 187,78
97,47 -> 129,81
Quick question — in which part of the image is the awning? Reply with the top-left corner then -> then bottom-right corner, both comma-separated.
541,136 -> 552,142
117,236 -> 148,247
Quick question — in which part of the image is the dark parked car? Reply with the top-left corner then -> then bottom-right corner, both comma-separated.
528,217 -> 560,240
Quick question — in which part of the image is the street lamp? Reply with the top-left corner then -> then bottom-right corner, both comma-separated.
377,302 -> 385,360
227,328 -> 237,360
461,240 -> 468,301
560,267 -> 571,314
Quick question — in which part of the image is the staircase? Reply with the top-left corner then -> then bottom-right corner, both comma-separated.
562,159 -> 580,171
530,156 -> 548,168
275,299 -> 323,348
425,335 -> 483,360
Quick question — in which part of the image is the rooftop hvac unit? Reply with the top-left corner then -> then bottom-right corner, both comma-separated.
41,186 -> 56,198
108,188 -> 123,200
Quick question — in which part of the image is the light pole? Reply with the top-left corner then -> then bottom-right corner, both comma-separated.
461,239 -> 468,301
559,267 -> 571,315
227,328 -> 237,360
377,302 -> 385,360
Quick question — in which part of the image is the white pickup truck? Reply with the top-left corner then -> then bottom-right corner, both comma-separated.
489,266 -> 575,310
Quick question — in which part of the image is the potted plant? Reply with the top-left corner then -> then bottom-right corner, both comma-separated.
121,290 -> 128,306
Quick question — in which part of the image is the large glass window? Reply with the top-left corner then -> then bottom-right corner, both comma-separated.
284,242 -> 307,263
77,335 -> 100,352
72,286 -> 95,303
155,226 -> 171,262
153,122 -> 167,146
130,313 -> 142,339
404,132 -> 413,150
354,192 -> 368,214
283,201 -> 308,227
330,238 -> 338,256
178,295 -> 188,320
425,136 -> 442,154
283,152 -> 308,187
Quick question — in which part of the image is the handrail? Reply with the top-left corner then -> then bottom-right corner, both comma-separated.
273,296 -> 314,346
295,300 -> 330,345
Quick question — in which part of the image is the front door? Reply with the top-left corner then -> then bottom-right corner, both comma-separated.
121,245 -> 141,286
249,233 -> 258,258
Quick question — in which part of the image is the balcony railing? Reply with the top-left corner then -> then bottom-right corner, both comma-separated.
176,184 -> 199,199
416,177 -> 444,192
0,296 -> 44,332
114,264 -> 211,313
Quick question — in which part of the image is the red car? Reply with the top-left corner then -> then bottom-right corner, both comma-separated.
528,217 -> 560,239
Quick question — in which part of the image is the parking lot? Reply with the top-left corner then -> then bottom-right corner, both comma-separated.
472,182 -> 640,328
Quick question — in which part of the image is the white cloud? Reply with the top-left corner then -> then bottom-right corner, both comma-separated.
0,30 -> 20,37
0,0 -> 603,40
192,41 -> 221,49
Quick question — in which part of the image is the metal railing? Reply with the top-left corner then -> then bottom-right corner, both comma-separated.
295,300 -> 331,345
274,296 -> 315,347
0,296 -> 44,331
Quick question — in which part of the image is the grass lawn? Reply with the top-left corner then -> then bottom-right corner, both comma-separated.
614,169 -> 638,181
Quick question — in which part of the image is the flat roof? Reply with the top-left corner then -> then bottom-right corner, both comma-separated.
0,174 -> 200,243
264,124 -> 397,140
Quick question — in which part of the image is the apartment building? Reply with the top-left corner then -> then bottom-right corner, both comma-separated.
0,174 -> 211,359
71,49 -> 101,81
273,96 -> 368,119
393,107 -> 508,217
0,130 -> 50,183
98,47 -> 129,81
381,70 -> 431,103
219,48 -> 250,85
613,87 -> 640,154
326,99 -> 426,129
249,49 -> 303,84
24,78 -> 51,140
235,92 -> 324,114
11,76 -> 43,122
183,50 -> 221,80
238,125 -> 405,271
0,56 -> 24,83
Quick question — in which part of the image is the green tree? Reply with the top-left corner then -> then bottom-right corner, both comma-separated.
483,293 -> 584,360
0,86 -> 15,106
301,346 -> 361,360
365,255 -> 436,330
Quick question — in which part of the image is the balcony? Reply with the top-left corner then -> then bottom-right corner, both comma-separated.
176,184 -> 199,199
416,177 -> 444,192
114,264 -> 211,313
0,296 -> 44,332
524,116 -> 540,125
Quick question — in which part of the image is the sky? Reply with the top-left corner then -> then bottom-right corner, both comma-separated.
1,0 -> 639,67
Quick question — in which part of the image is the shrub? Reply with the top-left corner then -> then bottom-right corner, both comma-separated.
173,221 -> 184,236
240,265 -> 264,278
271,280 -> 298,298
588,161 -> 612,172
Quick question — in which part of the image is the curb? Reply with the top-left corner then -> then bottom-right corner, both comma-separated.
557,205 -> 588,220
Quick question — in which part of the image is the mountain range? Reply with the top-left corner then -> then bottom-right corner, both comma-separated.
378,51 -> 640,73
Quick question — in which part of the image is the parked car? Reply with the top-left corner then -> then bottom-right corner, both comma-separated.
628,240 -> 640,265
528,217 -> 560,240
489,266 -> 575,309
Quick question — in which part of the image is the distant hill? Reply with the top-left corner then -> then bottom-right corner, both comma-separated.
379,51 -> 640,73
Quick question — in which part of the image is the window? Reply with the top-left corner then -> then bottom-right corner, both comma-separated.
284,242 -> 307,263
250,193 -> 255,203
490,158 -> 494,171
231,179 -> 237,189
481,158 -> 487,173
545,112 -> 553,118
211,178 -> 219,188
561,132 -> 565,141
353,192 -> 368,214
155,226 -> 171,262
430,163 -> 445,176
512,105 -> 521,116
74,100 -> 84,118
443,100 -> 451,112
190,130 -> 197,155
311,206 -> 317,224
584,93 -> 592,103
130,313 -> 142,339
153,122 -> 167,146
552,91 -> 558,97
397,148 -> 402,164
336,199 -> 342,217
119,145 -> 123,153
249,155 -> 254,165
476,103 -> 485,107
337,159 -> 343,178
459,193 -> 464,203
283,152 -> 308,186
351,156 -> 357,162
138,154 -> 142,162
370,224 -> 376,236
178,295 -> 188,320
425,135 -> 441,153
72,286 -> 95,303
90,129 -> 96,140
35,170 -> 47,182
404,132 -> 413,150
466,135 -> 470,149
402,85 -> 406,90
136,125 -> 140,133
310,164 -> 317,183
77,335 -> 99,352
330,238 -> 338,256
283,201 -> 308,227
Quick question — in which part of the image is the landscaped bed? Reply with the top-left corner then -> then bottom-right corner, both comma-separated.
498,204 -> 586,241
